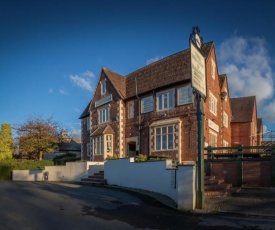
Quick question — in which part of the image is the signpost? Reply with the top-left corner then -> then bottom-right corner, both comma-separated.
190,26 -> 206,209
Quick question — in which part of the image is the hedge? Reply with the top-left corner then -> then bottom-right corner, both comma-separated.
0,159 -> 54,181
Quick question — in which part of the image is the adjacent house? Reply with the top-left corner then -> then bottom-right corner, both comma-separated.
79,35 -> 263,162
231,96 -> 262,147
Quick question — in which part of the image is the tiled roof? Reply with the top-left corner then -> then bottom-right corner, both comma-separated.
79,100 -> 91,119
59,138 -> 81,151
125,41 -> 214,99
231,96 -> 256,123
257,118 -> 263,133
201,41 -> 213,58
126,49 -> 190,98
219,74 -> 226,89
103,67 -> 126,99
91,125 -> 115,136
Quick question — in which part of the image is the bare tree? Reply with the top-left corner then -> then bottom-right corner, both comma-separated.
15,115 -> 62,160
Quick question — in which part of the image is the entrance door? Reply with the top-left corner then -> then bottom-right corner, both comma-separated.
127,142 -> 136,157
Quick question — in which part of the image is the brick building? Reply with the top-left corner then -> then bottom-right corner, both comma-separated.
231,96 -> 262,147
79,35 -> 263,162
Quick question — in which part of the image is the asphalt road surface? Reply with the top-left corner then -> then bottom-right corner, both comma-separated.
0,182 -> 274,230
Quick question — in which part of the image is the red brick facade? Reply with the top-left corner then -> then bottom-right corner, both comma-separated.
80,36 -> 263,162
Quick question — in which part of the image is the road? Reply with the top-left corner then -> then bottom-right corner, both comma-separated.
0,182 -> 274,230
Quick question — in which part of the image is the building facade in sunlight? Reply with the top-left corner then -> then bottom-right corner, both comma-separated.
79,37 -> 263,162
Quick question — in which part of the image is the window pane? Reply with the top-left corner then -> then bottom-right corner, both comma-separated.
162,127 -> 167,134
169,90 -> 174,108
156,136 -> 161,150
158,95 -> 162,110
156,128 -> 161,135
164,93 -> 168,108
162,135 -> 167,149
106,108 -> 109,121
168,126 -> 173,133
168,134 -> 173,149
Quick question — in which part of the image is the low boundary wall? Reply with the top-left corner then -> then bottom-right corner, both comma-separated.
104,158 -> 196,211
12,161 -> 104,182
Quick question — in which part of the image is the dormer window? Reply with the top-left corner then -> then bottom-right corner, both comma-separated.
156,89 -> 175,111
101,79 -> 106,95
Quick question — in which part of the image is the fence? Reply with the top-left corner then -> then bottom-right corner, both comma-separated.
205,145 -> 275,187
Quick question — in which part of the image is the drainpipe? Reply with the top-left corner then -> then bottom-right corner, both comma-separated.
135,77 -> 140,154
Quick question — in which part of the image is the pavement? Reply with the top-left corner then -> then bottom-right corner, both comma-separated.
199,187 -> 275,218
107,185 -> 275,218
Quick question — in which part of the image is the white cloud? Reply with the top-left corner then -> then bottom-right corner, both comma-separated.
263,100 -> 275,123
65,122 -> 81,138
70,129 -> 81,138
83,70 -> 95,78
70,70 -> 95,92
217,36 -> 275,122
146,56 -> 163,65
74,108 -> 80,113
263,125 -> 267,134
59,89 -> 69,95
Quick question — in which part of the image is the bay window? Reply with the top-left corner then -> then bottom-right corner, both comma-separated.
155,125 -> 174,150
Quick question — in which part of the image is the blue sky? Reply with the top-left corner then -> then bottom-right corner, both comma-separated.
1,0 -> 275,138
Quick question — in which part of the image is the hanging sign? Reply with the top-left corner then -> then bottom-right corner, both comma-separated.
190,41 -> 206,97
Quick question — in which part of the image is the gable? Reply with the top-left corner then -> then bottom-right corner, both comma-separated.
90,68 -> 125,111
231,96 -> 256,123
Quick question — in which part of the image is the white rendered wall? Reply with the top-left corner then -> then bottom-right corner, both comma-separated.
12,161 -> 103,182
104,158 -> 196,210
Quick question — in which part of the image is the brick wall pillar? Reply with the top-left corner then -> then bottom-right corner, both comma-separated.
205,146 -> 213,176
271,146 -> 275,187
237,145 -> 243,186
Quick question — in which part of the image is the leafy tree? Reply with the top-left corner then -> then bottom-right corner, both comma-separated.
0,124 -> 13,160
15,115 -> 62,160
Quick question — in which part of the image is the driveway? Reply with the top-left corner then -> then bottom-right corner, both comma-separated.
0,182 -> 274,230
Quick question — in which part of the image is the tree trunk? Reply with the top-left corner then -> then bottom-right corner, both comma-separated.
39,151 -> 43,160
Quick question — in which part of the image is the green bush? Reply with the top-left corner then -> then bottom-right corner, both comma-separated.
0,159 -> 54,180
106,154 -> 119,160
0,165 -> 12,180
53,153 -> 80,165
135,154 -> 148,162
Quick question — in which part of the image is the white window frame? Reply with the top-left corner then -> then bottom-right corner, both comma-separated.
154,125 -> 174,151
92,135 -> 113,156
209,92 -> 217,116
211,58 -> 216,79
223,140 -> 228,147
128,101 -> 134,119
106,135 -> 113,155
93,136 -> 104,155
98,106 -> 109,124
101,79 -> 106,95
209,130 -> 217,148
224,88 -> 228,102
223,111 -> 228,128
156,89 -> 175,111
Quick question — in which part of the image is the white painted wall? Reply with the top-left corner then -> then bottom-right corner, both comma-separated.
104,158 -> 196,210
12,161 -> 104,182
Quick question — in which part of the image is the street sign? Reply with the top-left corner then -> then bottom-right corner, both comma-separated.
190,41 -> 206,97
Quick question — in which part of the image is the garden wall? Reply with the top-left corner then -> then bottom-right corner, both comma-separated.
12,161 -> 104,182
104,158 -> 196,211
